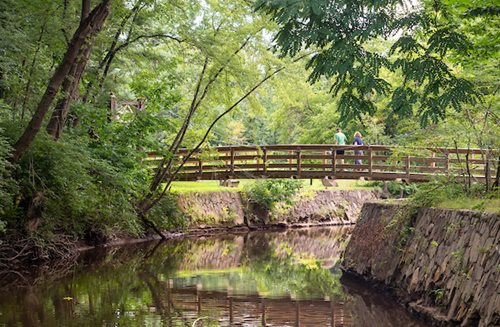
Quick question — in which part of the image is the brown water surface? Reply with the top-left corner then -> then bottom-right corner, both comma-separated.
0,227 -> 429,326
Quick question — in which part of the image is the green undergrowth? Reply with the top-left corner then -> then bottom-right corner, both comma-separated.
0,125 -> 183,245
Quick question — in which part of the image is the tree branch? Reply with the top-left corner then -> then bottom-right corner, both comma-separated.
144,65 -> 285,213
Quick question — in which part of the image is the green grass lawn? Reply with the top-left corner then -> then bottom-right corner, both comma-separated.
379,197 -> 500,214
436,197 -> 500,214
169,179 -> 378,193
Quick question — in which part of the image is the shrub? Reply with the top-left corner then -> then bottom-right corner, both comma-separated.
244,179 -> 303,211
0,130 -> 145,241
0,129 -> 17,233
148,193 -> 187,231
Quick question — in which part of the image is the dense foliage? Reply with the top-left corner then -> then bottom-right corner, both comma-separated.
0,0 -> 497,251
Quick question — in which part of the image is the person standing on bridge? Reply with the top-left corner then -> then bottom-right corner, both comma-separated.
334,128 -> 347,165
353,131 -> 364,165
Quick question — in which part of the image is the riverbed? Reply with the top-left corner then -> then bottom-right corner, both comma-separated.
0,227 -> 429,326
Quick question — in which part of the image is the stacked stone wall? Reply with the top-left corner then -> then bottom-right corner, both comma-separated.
343,202 -> 499,327
177,190 -> 380,230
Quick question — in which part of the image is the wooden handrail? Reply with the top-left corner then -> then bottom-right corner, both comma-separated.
148,145 -> 493,156
144,144 -> 498,182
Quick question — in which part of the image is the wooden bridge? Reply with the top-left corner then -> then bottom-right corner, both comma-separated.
147,145 -> 498,183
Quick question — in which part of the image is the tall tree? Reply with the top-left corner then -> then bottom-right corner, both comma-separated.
12,0 -> 111,161
46,0 -> 94,139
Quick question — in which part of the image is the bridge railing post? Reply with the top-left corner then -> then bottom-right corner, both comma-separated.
198,159 -> 203,179
368,147 -> 373,176
256,148 -> 260,172
262,147 -> 267,176
331,147 -> 336,175
405,155 -> 411,181
296,148 -> 302,178
323,149 -> 326,172
230,147 -> 235,176
445,151 -> 450,176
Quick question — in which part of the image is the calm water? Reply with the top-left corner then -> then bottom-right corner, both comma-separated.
0,227 -> 429,326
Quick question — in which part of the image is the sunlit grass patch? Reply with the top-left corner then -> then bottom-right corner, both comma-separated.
169,179 -> 378,193
436,198 -> 500,214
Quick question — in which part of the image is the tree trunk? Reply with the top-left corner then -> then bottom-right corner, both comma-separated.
11,0 -> 110,162
46,0 -> 94,139
46,44 -> 93,139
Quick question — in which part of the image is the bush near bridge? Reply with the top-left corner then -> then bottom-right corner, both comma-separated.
243,179 -> 303,212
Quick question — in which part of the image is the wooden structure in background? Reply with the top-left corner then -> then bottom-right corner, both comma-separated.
146,145 -> 498,183
109,93 -> 145,119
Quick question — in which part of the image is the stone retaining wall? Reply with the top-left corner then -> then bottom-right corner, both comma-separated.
249,189 -> 381,227
177,192 -> 246,230
177,190 -> 380,230
343,202 -> 499,327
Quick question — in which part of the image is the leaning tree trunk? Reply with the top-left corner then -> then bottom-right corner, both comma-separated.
11,0 -> 110,162
46,44 -> 93,139
46,0 -> 97,139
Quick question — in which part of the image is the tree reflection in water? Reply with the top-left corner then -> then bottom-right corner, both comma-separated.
0,227 -> 429,326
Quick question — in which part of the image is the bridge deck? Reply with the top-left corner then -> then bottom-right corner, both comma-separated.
146,145 -> 498,182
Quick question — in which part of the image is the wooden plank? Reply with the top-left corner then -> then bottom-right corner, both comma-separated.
180,163 -> 374,172
449,158 -> 493,165
175,170 -> 436,181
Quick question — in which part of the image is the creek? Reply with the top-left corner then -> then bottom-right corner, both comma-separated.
0,227 -> 429,326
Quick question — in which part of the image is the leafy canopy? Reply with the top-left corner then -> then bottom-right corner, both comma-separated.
255,0 -> 481,126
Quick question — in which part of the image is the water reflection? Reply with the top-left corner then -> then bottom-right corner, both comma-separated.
0,227 -> 428,326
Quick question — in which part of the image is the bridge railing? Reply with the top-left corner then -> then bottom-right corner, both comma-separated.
146,145 -> 498,182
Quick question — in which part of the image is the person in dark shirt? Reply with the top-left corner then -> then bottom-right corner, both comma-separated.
353,131 -> 364,165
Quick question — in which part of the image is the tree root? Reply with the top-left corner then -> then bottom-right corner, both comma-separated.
0,234 -> 78,288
